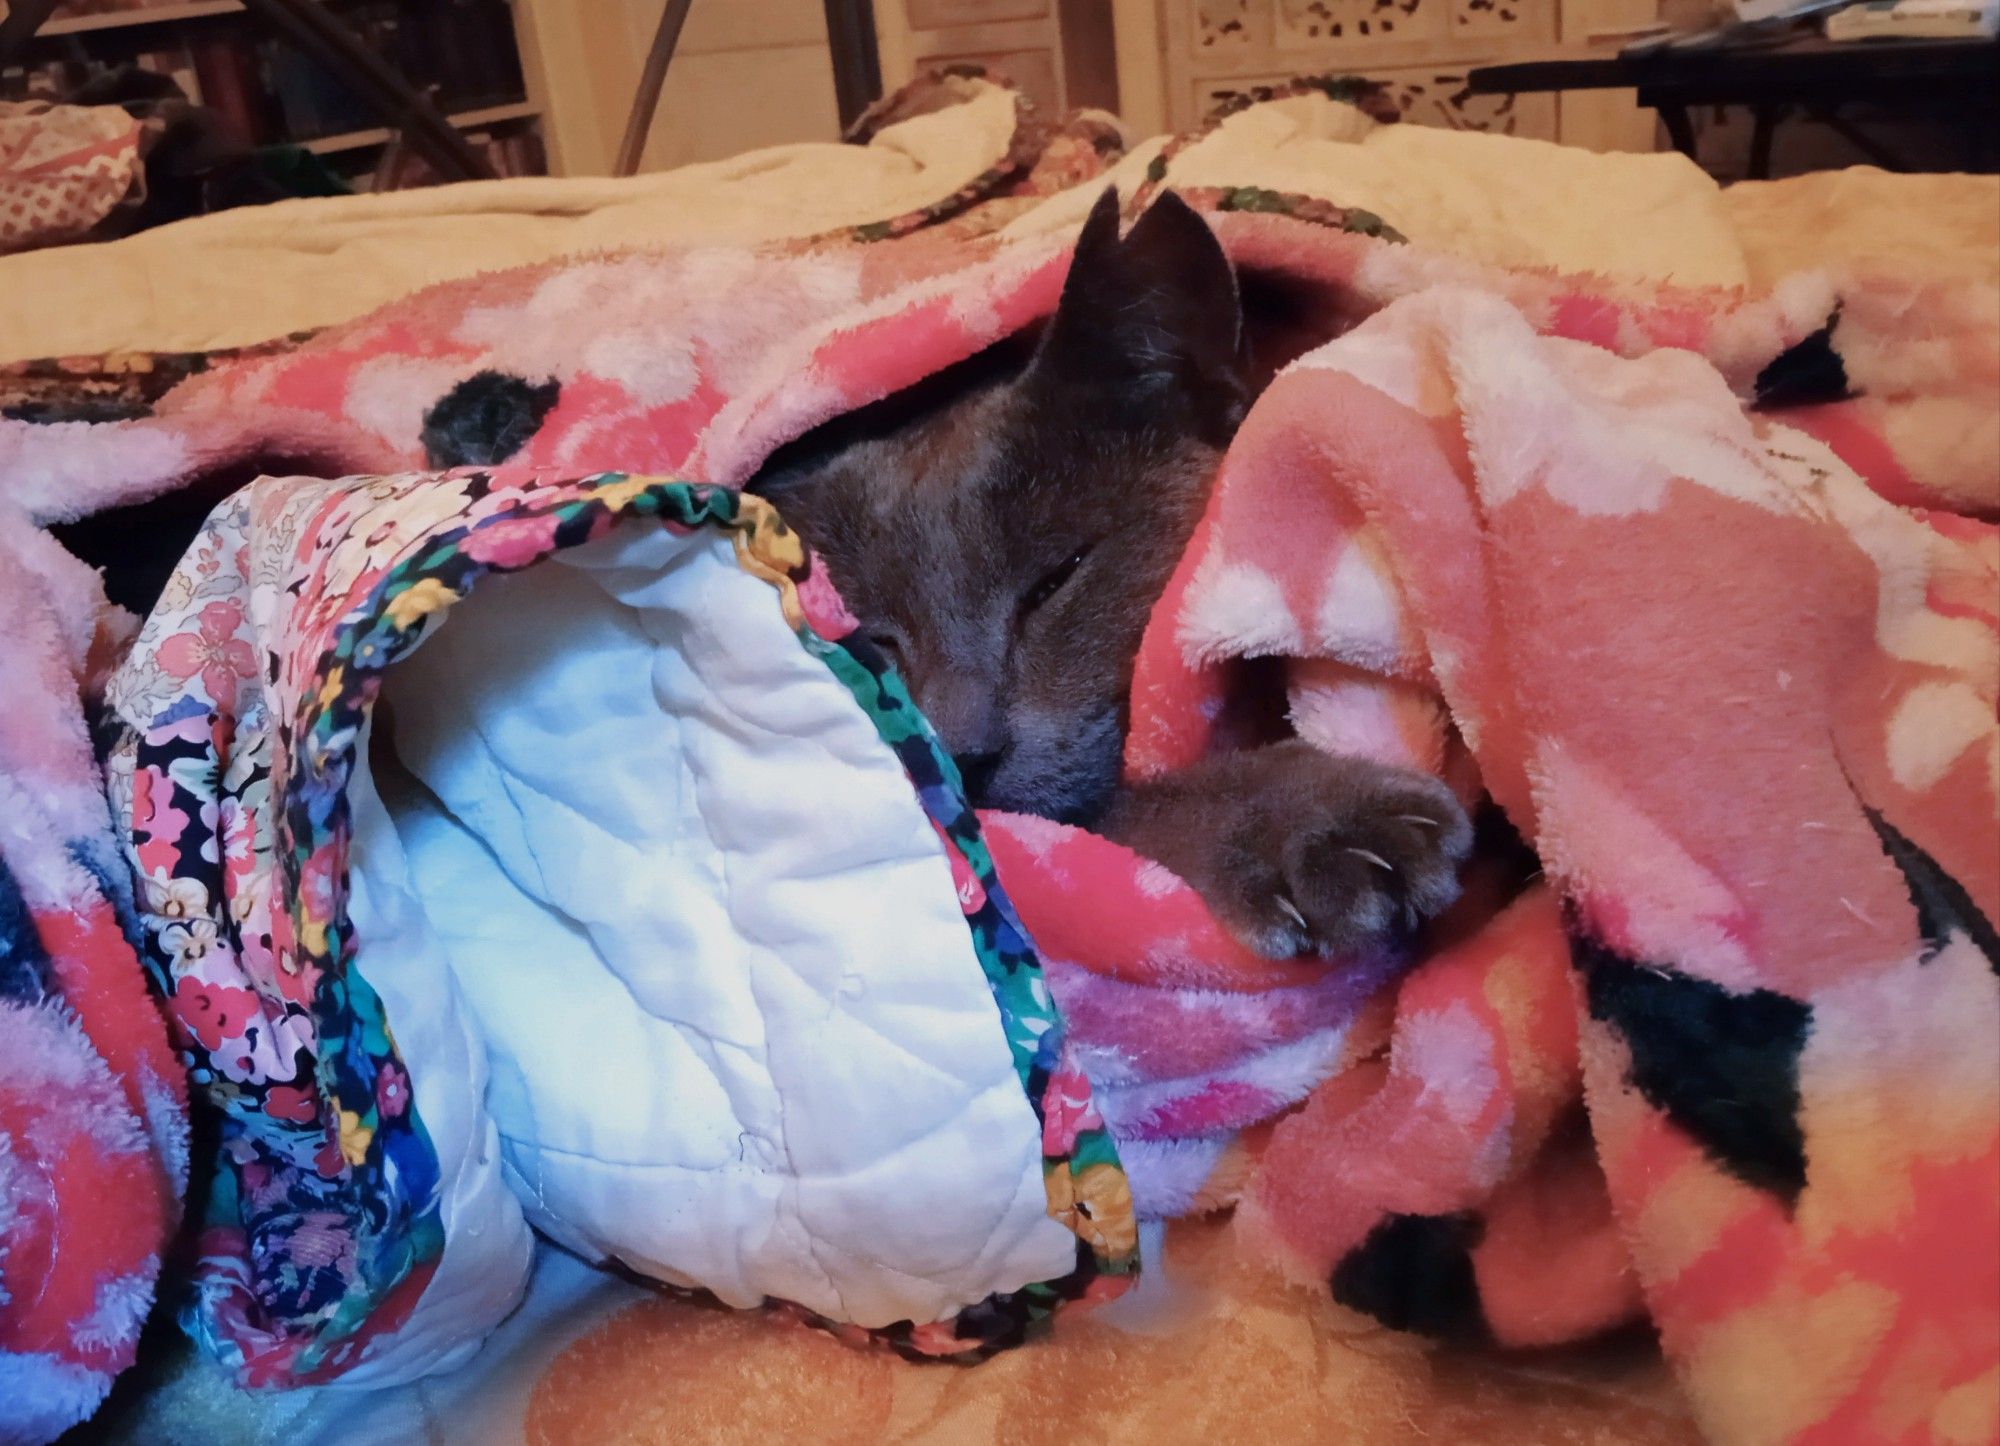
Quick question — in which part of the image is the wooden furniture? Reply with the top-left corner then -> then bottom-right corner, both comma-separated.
826,0 -> 885,127
869,0 -> 1659,149
1114,0 -> 1658,144
1469,35 -> 2000,174
0,0 -> 547,185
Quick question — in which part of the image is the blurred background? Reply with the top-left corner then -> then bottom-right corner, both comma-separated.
0,0 -> 1992,227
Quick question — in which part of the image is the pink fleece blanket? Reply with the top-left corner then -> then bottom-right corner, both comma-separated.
3,173 -> 1995,1444
1131,285 -> 1998,1445
0,525 -> 185,1442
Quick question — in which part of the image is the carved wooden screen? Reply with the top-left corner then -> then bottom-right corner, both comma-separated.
1170,0 -> 1561,135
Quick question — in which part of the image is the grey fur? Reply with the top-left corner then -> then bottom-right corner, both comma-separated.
751,190 -> 1473,957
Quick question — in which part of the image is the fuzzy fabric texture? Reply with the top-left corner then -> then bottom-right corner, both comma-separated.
0,519 -> 187,1445
1132,285 -> 1998,1445
1,83 -> 1996,1443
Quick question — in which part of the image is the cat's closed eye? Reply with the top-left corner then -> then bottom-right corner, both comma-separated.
1021,545 -> 1094,618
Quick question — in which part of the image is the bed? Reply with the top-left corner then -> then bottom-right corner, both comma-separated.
5,73 -> 1996,1446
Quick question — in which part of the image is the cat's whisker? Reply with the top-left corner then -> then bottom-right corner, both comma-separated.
1276,896 -> 1309,932
1395,814 -> 1437,828
1345,847 -> 1395,873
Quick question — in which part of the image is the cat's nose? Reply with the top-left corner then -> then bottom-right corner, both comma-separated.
952,749 -> 1005,803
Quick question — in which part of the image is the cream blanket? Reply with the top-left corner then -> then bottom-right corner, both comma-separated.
5,76 -> 1994,366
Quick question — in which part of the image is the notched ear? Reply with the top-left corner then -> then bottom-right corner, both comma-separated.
1030,188 -> 1245,441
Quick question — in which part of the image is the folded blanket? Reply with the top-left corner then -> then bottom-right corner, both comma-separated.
4,137 -> 1997,1443
985,812 -> 1407,1219
97,472 -> 1133,1389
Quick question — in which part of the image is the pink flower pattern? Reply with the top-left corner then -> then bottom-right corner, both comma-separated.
1041,1063 -> 1105,1156
458,513 -> 562,569
154,599 -> 258,710
177,979 -> 264,1053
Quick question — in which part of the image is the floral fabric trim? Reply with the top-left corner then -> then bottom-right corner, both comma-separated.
1200,74 -> 1401,130
0,332 -> 316,425
1178,185 -> 1405,243
843,67 -> 1093,245
1128,73 -> 1408,244
106,471 -> 1133,1384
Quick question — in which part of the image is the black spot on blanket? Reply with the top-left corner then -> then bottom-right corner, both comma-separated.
1753,314 -> 1850,410
0,854 -> 57,1004
1863,805 -> 2000,974
1577,935 -> 1811,1202
421,370 -> 561,467
1331,1211 -> 1487,1338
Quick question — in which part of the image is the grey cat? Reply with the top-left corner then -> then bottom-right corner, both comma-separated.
751,190 -> 1472,958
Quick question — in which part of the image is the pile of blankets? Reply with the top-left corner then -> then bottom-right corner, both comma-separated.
2,79 -> 1995,1446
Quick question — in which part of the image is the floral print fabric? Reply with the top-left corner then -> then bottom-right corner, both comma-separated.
105,470 -> 1134,1385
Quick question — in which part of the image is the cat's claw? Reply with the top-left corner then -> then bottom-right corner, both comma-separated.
1251,765 -> 1473,957
1103,740 -> 1477,963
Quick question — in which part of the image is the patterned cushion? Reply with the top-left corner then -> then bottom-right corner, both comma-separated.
0,100 -> 144,254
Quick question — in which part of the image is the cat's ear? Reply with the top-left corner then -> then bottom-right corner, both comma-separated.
1027,188 -> 1245,441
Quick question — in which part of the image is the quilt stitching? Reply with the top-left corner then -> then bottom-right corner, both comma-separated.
107,471 -> 1134,1383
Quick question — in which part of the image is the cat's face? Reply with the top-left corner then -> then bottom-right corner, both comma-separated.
752,191 -> 1244,825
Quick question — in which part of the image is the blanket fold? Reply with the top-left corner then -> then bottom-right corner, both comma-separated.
95,471 -> 1133,1388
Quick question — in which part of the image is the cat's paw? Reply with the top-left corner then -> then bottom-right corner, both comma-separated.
1107,740 -> 1475,961
1219,761 -> 1474,959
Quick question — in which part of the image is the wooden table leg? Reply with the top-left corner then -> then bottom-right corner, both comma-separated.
824,0 -> 884,133
1659,104 -> 1700,161
1747,104 -> 1782,179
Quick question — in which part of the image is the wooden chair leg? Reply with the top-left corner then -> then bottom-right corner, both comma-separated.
615,0 -> 696,177
1817,109 -> 1912,173
239,0 -> 496,182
